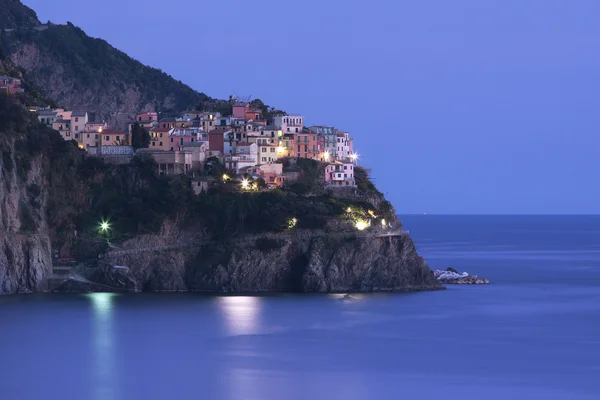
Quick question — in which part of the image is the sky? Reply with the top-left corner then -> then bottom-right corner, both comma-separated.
23,0 -> 600,214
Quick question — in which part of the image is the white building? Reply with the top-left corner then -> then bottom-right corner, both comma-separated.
335,131 -> 353,161
273,114 -> 304,134
225,142 -> 258,172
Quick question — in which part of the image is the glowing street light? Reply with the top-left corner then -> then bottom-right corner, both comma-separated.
350,153 -> 359,162
355,220 -> 369,231
323,151 -> 330,161
222,174 -> 230,183
99,220 -> 110,234
241,178 -> 250,190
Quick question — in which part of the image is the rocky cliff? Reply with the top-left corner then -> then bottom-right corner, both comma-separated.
0,135 -> 52,295
60,231 -> 442,293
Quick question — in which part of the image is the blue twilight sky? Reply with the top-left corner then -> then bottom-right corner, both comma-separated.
23,0 -> 600,214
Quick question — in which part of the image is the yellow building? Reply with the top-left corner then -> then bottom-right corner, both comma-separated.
257,138 -> 284,164
149,127 -> 171,151
100,129 -> 128,146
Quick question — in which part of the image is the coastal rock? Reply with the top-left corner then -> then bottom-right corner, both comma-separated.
88,232 -> 444,293
433,269 -> 490,285
0,151 -> 52,295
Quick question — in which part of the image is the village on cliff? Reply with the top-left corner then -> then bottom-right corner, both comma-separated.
24,93 -> 359,194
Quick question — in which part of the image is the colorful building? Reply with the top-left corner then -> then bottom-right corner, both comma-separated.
149,127 -> 171,150
324,161 -> 356,187
273,114 -> 304,134
100,129 -> 128,146
136,112 -> 158,122
71,111 -> 88,134
0,75 -> 23,94
296,130 -> 319,159
52,119 -> 72,141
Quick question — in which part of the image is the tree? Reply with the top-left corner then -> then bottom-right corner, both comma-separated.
131,122 -> 149,149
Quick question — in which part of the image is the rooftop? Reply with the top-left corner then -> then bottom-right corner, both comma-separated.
71,111 -> 87,117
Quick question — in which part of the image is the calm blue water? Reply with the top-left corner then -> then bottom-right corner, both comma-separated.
1,215 -> 600,400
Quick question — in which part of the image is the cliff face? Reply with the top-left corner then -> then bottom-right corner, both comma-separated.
0,138 -> 52,295
64,232 -> 442,293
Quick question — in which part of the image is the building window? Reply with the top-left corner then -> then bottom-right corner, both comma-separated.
159,142 -> 163,146
152,142 -> 155,146
87,134 -> 90,138
270,148 -> 275,153
105,136 -> 109,141
75,117 -> 79,122
262,148 -> 266,152
75,125 -> 78,131
295,128 -> 299,133
262,157 -> 266,162
170,147 -> 174,151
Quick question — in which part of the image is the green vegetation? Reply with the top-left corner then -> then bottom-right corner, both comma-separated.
1,92 -> 394,259
131,123 -> 150,149
0,0 -> 39,30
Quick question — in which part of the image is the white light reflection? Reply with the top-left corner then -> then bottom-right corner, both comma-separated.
218,296 -> 261,336
328,293 -> 366,302
86,293 -> 119,400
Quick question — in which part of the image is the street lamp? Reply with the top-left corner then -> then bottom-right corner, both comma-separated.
241,178 -> 249,190
99,220 -> 110,234
323,151 -> 330,161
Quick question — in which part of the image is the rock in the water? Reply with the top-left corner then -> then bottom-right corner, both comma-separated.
433,269 -> 490,285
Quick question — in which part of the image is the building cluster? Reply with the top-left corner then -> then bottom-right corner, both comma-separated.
35,102 -> 359,191
0,75 -> 24,94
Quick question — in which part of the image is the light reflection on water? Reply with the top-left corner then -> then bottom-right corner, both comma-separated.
86,293 -> 119,400
218,296 -> 262,336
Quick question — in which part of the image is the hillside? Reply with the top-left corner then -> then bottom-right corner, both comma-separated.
0,0 -> 38,29
0,0 -> 214,124
0,94 -> 441,295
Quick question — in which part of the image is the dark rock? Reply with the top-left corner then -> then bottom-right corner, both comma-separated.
84,232 -> 444,293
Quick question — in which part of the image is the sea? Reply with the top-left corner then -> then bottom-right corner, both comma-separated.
1,215 -> 599,400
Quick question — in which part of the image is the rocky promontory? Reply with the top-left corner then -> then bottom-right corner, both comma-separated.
55,230 -> 443,293
433,268 -> 490,285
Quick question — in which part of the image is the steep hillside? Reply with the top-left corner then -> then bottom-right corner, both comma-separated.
0,0 -> 38,30
0,94 -> 441,294
0,1 -> 214,124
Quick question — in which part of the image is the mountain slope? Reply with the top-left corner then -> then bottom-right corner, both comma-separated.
0,1 -> 212,124
0,0 -> 38,29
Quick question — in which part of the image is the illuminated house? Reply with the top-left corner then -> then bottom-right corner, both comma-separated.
149,127 -> 171,150
325,161 -> 356,187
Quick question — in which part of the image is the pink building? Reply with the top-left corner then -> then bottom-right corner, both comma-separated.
0,75 -> 23,94
136,112 -> 158,122
232,103 -> 248,119
325,161 -> 356,187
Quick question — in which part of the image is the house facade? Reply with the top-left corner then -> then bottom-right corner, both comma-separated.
100,129 -> 128,146
296,131 -> 319,159
325,161 -> 356,187
149,127 -> 171,150
0,75 -> 23,94
273,114 -> 304,134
